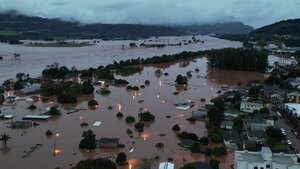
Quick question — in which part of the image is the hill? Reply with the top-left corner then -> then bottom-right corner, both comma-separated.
0,11 -> 187,41
178,22 -> 254,35
0,10 -> 254,41
250,18 -> 300,38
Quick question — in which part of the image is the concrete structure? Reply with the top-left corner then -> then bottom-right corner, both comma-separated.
278,58 -> 297,67
285,103 -> 300,118
234,147 -> 300,169
221,121 -> 234,130
243,117 -> 274,131
247,130 -> 267,144
240,101 -> 264,113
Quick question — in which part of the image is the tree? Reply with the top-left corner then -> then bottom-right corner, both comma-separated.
199,136 -> 209,146
189,141 -> 201,153
259,107 -> 270,116
82,80 -> 94,94
16,72 -> 25,81
249,86 -> 261,98
175,75 -> 188,85
73,158 -> 117,169
115,152 -> 127,165
139,111 -> 155,122
125,116 -> 135,123
79,130 -> 96,150
0,133 -> 11,147
172,124 -> 181,131
209,159 -> 220,169
88,99 -> 98,107
139,158 -> 155,169
13,82 -> 23,90
266,126 -> 285,142
207,107 -> 224,128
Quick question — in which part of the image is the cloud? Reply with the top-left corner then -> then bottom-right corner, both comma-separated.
0,0 -> 299,28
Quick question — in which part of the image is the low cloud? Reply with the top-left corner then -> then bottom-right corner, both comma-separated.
0,0 -> 299,28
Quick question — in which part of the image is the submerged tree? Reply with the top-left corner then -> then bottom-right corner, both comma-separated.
0,133 -> 11,147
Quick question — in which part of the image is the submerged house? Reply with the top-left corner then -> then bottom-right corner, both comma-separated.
97,138 -> 119,148
15,86 -> 40,96
159,162 -> 174,169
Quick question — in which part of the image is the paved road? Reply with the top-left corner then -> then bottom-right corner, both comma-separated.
274,114 -> 300,153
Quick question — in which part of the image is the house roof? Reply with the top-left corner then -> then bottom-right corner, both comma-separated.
180,139 -> 195,148
223,129 -> 240,141
20,86 -> 40,94
247,130 -> 267,139
99,138 -> 119,144
244,117 -> 264,124
159,162 -> 175,169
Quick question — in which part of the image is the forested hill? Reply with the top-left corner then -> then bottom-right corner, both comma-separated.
0,12 -> 187,40
178,22 -> 254,35
0,11 -> 254,41
250,18 -> 300,38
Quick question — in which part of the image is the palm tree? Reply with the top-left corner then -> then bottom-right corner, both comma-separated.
0,133 -> 11,147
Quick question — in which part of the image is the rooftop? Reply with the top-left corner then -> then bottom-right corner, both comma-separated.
235,147 -> 300,166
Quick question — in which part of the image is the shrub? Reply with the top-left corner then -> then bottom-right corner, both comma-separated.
132,86 -> 139,91
139,111 -> 155,122
116,152 -> 127,165
80,122 -> 89,127
28,104 -> 37,110
144,80 -> 150,86
126,129 -> 133,135
73,158 -> 116,169
172,124 -> 181,131
57,94 -> 77,104
88,99 -> 98,107
126,85 -> 133,90
179,131 -> 199,141
45,129 -> 53,136
125,116 -> 135,123
155,142 -> 164,148
134,122 -> 144,132
116,112 -> 124,117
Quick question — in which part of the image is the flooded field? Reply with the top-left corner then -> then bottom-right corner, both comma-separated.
0,57 -> 267,169
0,35 -> 242,83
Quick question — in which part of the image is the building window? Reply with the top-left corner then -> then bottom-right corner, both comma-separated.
260,167 -> 264,169
266,165 -> 270,168
254,167 -> 258,169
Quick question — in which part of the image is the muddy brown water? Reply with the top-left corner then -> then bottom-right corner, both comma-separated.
0,57 -> 267,169
0,35 -> 242,83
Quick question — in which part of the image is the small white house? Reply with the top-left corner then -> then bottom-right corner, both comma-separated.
240,101 -> 264,113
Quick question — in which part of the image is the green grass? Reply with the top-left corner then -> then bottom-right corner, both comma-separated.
271,143 -> 288,153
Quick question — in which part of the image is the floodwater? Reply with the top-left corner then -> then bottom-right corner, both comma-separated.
0,35 -> 242,83
0,36 -> 275,169
0,56 -> 267,169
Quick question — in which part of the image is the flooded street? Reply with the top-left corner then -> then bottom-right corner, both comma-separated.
0,35 -> 242,83
0,55 -> 267,169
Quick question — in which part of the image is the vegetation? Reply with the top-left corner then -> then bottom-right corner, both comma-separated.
45,130 -> 53,136
0,133 -> 11,147
116,112 -> 124,117
209,159 -> 220,169
205,146 -> 227,156
139,111 -> 155,122
199,137 -> 209,146
178,131 -> 199,141
155,142 -> 164,148
172,124 -> 181,131
114,79 -> 129,85
207,48 -> 268,72
175,75 -> 188,85
115,152 -> 127,165
72,158 -> 117,169
189,141 -> 201,153
88,99 -> 98,107
125,116 -> 135,123
134,122 -> 145,132
57,94 -> 78,104
27,104 -> 37,110
79,130 -> 96,150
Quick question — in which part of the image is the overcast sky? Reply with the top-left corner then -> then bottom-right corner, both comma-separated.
0,0 -> 299,28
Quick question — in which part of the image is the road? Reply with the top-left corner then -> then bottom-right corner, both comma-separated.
273,112 -> 300,153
